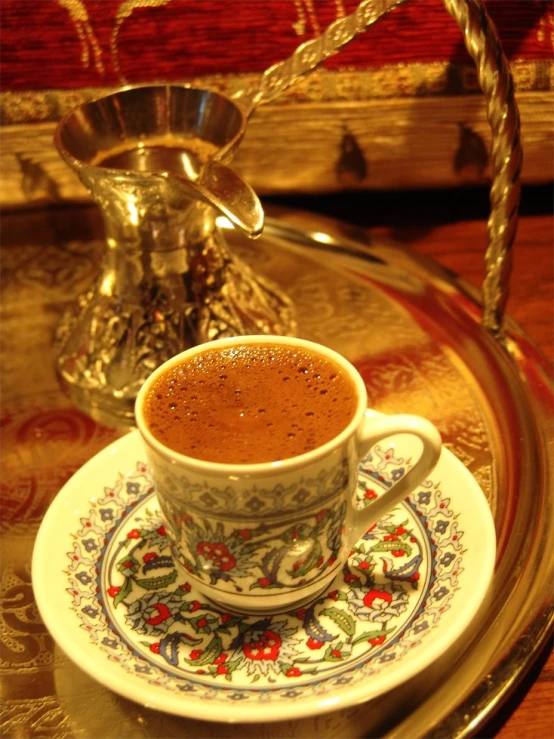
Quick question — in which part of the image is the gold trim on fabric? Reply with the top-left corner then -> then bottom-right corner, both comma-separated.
1,61 -> 551,125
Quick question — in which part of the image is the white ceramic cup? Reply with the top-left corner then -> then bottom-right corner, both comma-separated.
135,336 -> 442,614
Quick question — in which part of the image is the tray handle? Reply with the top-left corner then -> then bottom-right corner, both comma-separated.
444,0 -> 522,335
249,0 -> 522,336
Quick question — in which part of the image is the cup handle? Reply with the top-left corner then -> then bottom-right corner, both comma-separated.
350,409 -> 442,543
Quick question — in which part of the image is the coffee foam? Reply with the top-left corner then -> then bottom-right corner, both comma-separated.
143,344 -> 358,464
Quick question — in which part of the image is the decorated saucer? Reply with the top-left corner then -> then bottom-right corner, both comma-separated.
32,430 -> 495,723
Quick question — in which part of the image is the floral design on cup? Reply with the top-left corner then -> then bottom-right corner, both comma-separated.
161,500 -> 347,592
135,336 -> 442,613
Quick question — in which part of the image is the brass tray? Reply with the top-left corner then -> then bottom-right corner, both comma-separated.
1,205 -> 552,737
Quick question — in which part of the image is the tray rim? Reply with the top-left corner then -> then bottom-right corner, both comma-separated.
1,205 -> 552,737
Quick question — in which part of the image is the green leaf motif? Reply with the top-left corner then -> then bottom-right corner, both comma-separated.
290,542 -> 322,578
249,580 -> 282,591
351,627 -> 392,646
113,576 -> 132,608
135,570 -> 178,590
190,613 -> 218,633
240,543 -> 258,555
185,635 -> 223,666
320,607 -> 356,636
371,540 -> 412,557
116,555 -> 139,576
282,523 -> 311,544
217,615 -> 243,634
323,645 -> 343,662
227,657 -> 243,674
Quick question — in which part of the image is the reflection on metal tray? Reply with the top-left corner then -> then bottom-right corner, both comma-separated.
0,208 -> 552,738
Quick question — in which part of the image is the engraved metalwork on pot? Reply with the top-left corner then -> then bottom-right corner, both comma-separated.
54,86 -> 296,426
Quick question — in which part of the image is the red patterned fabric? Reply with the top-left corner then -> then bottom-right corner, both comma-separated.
1,0 -> 552,91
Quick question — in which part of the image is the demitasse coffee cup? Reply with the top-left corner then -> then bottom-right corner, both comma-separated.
135,336 -> 442,614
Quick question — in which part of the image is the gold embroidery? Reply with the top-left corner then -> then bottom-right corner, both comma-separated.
536,7 -> 554,45
293,0 -> 320,36
293,1 -> 346,36
0,563 -> 55,671
334,0 -> 347,18
1,696 -> 70,737
1,61 -> 549,125
112,0 -> 175,83
55,0 -> 105,76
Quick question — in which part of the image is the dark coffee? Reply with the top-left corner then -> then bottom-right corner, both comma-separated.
143,343 -> 358,464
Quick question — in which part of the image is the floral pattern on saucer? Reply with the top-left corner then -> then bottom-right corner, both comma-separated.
65,444 -> 465,703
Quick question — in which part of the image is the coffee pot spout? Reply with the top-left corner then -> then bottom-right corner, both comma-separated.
163,159 -> 264,239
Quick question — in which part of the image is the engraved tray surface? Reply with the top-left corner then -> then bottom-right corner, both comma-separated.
1,207 -> 552,738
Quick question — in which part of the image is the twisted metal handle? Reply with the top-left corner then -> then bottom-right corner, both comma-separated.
238,0 -> 409,114
443,0 -> 522,335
